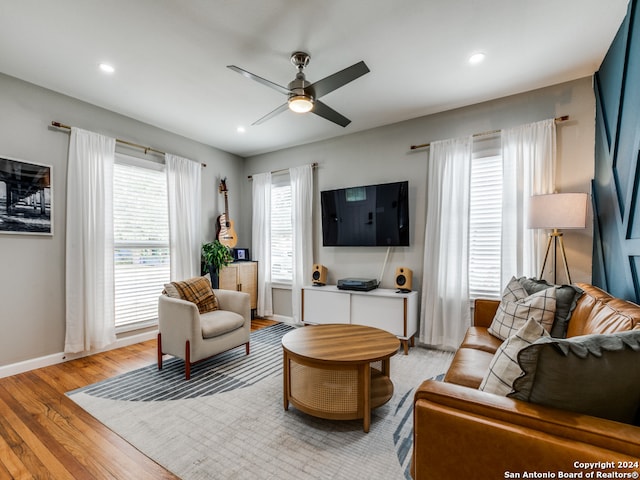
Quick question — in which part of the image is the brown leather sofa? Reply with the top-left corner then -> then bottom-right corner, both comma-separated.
412,283 -> 640,479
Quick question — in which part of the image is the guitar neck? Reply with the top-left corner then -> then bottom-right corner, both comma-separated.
224,192 -> 230,219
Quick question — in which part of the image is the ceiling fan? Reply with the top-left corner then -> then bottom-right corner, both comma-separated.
227,52 -> 370,127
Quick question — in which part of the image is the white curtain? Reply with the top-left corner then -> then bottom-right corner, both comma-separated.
65,128 -> 117,353
420,137 -> 473,350
252,172 -> 273,317
166,153 -> 201,281
501,118 -> 556,285
290,164 -> 313,324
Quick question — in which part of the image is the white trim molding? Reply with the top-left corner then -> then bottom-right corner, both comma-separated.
0,330 -> 158,379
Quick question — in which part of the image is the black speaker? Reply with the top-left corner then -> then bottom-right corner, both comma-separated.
395,267 -> 413,292
312,264 -> 328,285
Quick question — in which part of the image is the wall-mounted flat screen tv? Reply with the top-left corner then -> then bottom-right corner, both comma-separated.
321,180 -> 409,247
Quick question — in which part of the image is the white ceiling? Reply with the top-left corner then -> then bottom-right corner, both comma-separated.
0,0 -> 629,158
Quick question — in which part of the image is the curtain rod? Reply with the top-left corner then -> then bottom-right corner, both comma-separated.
247,162 -> 318,180
50,121 -> 207,167
409,115 -> 570,151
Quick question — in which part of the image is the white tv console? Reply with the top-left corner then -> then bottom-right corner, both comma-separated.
301,285 -> 418,354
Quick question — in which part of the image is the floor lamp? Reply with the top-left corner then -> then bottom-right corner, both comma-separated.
528,193 -> 588,284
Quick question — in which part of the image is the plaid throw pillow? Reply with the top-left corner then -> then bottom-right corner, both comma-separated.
501,276 -> 528,302
479,317 -> 550,396
166,276 -> 219,314
488,277 -> 556,340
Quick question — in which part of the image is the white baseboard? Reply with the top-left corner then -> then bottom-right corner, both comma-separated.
0,330 -> 158,379
263,314 -> 297,326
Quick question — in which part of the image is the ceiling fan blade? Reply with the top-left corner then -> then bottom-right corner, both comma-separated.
252,103 -> 289,125
308,61 -> 370,99
312,100 -> 351,127
227,65 -> 291,96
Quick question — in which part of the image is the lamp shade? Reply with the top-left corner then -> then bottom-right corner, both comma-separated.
528,193 -> 588,229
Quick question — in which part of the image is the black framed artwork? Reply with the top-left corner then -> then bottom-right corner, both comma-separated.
0,156 -> 53,235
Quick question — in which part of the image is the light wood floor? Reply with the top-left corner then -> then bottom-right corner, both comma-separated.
0,318 -> 277,479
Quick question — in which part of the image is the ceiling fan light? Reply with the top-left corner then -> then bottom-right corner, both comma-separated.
288,95 -> 313,113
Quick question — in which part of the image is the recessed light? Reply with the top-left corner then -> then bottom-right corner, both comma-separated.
237,126 -> 246,133
469,52 -> 486,65
99,63 -> 115,74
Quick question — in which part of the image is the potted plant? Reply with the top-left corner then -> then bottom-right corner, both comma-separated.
201,240 -> 234,289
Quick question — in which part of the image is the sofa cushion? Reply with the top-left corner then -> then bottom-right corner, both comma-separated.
200,310 -> 245,339
459,327 -> 503,354
517,277 -> 583,338
479,317 -> 550,396
510,330 -> 640,424
568,284 -> 640,337
164,276 -> 219,314
443,347 -> 495,389
488,277 -> 556,340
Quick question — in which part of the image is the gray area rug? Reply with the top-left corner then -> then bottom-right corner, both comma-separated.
68,324 -> 453,480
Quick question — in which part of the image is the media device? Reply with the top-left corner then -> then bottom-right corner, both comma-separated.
337,278 -> 379,291
232,248 -> 250,261
311,264 -> 328,285
321,180 -> 409,247
394,267 -> 413,292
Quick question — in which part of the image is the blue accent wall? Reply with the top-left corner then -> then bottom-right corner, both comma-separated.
594,0 -> 640,302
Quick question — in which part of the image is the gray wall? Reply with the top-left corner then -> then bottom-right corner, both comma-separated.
0,73 -> 244,367
243,77 -> 596,316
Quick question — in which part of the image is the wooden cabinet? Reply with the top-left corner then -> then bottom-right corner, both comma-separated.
301,285 -> 418,354
219,261 -> 258,311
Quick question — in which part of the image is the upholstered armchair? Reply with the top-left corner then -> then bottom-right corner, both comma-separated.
157,280 -> 251,380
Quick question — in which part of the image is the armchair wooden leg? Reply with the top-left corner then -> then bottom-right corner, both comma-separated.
245,342 -> 250,355
157,333 -> 163,370
185,340 -> 191,380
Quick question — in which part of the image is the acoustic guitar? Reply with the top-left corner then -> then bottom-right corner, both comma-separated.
216,178 -> 238,248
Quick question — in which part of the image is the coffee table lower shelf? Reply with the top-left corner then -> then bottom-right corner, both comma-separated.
284,358 -> 394,431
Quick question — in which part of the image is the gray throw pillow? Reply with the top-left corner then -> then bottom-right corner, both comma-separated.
509,330 -> 640,425
517,277 -> 583,338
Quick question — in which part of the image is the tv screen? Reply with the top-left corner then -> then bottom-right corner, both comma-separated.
321,181 -> 409,247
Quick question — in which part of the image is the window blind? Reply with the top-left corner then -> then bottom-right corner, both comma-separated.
113,157 -> 170,327
271,180 -> 293,283
469,154 -> 503,299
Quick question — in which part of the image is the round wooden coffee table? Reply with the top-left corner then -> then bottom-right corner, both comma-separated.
282,324 -> 400,432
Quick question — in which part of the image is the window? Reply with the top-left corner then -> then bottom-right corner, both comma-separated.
271,175 -> 293,283
113,155 -> 170,328
468,153 -> 503,299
